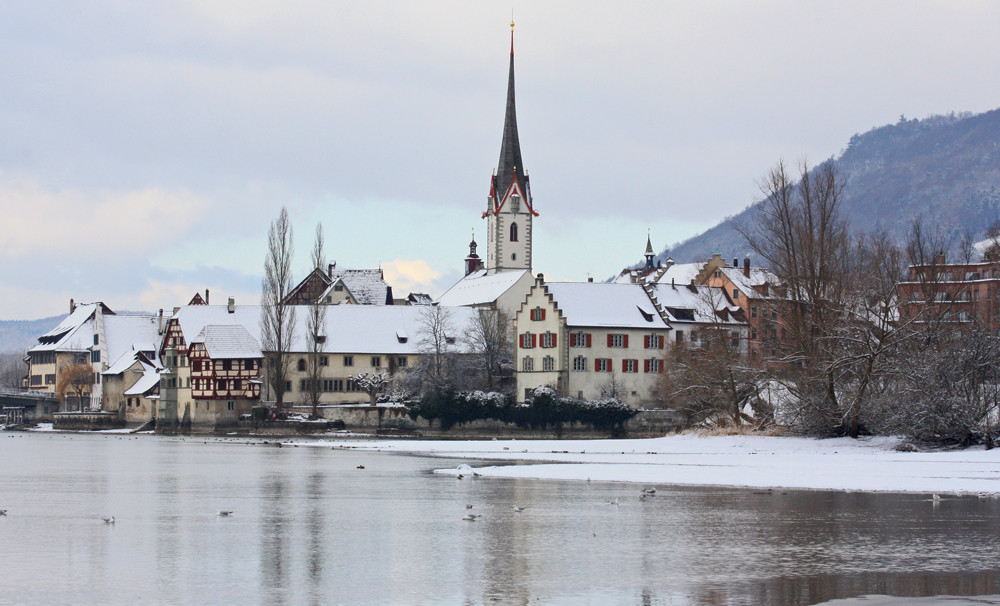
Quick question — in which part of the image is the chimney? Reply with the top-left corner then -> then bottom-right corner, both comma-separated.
537,273 -> 545,284
733,258 -> 738,268
157,309 -> 164,335
934,252 -> 946,266
588,277 -> 594,282
743,257 -> 750,278
205,289 -> 210,305
70,298 -> 76,314
227,297 -> 235,314
328,261 -> 336,277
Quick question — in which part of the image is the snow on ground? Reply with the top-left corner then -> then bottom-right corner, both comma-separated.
294,433 -> 1000,495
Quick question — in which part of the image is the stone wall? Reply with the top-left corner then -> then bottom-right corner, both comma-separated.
53,411 -> 123,431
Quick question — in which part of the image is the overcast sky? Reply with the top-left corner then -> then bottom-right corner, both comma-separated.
2,1 -> 1000,320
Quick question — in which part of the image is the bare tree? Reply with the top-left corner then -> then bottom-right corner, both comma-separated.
463,308 -> 512,392
0,352 -> 26,389
415,305 -> 456,397
57,363 -> 93,411
739,159 -> 854,435
305,223 -> 327,418
260,207 -> 296,412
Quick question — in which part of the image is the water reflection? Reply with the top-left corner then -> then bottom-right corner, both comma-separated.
1,433 -> 1000,605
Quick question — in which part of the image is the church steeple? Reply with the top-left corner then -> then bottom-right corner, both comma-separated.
484,21 -> 536,275
495,23 -> 526,208
645,232 -> 655,270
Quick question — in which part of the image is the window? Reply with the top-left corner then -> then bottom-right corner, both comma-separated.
396,356 -> 407,368
30,375 -> 42,386
751,307 -> 758,319
94,334 -> 99,346
522,357 -> 534,371
333,379 -> 344,392
542,356 -> 555,371
530,307 -> 545,321
732,289 -> 740,300
570,332 -> 591,348
44,374 -> 55,385
510,222 -> 518,242
751,327 -> 758,340
320,356 -> 329,367
334,284 -> 344,292
622,359 -> 638,373
676,330 -> 684,343
91,350 -> 100,363
520,332 -> 536,349
285,380 -> 292,392
572,356 -> 587,372
645,358 -> 663,373
297,358 -> 306,371
644,334 -> 664,349
608,334 -> 627,348
322,379 -> 334,392
344,356 -> 354,367
218,379 -> 227,391
371,356 -> 381,368
223,359 -> 232,371
541,332 -> 556,348
227,401 -> 235,411
234,380 -> 242,390
595,358 -> 611,372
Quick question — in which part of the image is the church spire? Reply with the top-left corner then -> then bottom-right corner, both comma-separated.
495,19 -> 526,207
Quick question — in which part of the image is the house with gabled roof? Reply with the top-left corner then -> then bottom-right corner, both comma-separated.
102,348 -> 163,426
514,275 -> 672,406
284,262 -> 394,306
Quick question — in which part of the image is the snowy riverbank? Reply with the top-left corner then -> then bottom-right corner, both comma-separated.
297,433 -> 1000,495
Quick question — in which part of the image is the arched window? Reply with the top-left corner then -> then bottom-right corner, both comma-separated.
297,358 -> 306,371
510,222 -> 518,242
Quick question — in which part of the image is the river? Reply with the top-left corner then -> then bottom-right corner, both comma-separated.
1,431 -> 998,605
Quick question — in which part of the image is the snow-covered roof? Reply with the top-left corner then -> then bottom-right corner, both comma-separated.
437,269 -> 530,307
124,364 -> 161,396
322,269 -> 393,305
649,283 -> 744,325
654,262 -> 703,286
544,282 -> 668,329
718,266 -> 782,298
171,304 -> 480,355
29,303 -> 103,353
104,314 -> 163,363
191,325 -> 263,359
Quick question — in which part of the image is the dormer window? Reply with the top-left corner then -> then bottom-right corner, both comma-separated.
510,194 -> 521,214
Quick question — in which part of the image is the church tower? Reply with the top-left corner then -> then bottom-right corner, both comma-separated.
484,21 -> 537,275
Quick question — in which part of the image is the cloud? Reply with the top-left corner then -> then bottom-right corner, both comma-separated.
0,177 -> 205,259
381,259 -> 443,296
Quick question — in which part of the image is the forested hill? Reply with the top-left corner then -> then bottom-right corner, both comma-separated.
0,316 -> 64,353
661,109 -> 1000,264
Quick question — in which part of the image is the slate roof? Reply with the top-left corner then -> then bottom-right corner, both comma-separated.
544,282 -> 668,329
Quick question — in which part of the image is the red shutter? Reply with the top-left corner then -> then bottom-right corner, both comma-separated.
595,359 -> 600,372
644,359 -> 650,373
659,336 -> 665,350
586,333 -> 592,348
658,362 -> 664,374
551,333 -> 557,347
621,359 -> 627,372
644,335 -> 650,349
519,334 -> 525,348
607,334 -> 613,347
623,335 -> 629,348
541,308 -> 546,320
531,334 -> 537,348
